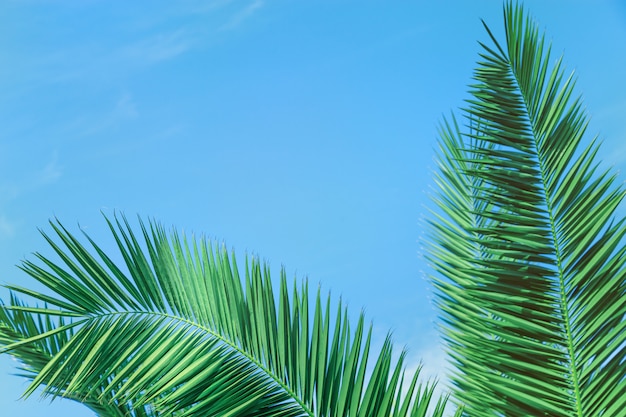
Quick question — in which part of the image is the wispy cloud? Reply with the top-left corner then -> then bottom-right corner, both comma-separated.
38,151 -> 63,185
220,0 -> 264,31
49,29 -> 196,85
5,1 -> 266,91
0,151 -> 61,239
0,215 -> 16,239
605,142 -> 626,169
74,92 -> 139,137
592,98 -> 626,167
411,342 -> 449,383
403,339 -> 456,416
119,30 -> 193,65
7,151 -> 64,189
182,0 -> 236,14
113,93 -> 140,120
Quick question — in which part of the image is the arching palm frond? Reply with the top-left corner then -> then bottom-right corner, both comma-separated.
428,2 -> 625,416
1,214 -> 452,417
0,294 -> 157,417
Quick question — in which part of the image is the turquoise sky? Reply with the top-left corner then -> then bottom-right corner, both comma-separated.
1,1 -> 625,415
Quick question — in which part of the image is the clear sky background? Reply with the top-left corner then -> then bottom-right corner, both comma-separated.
1,1 -> 625,415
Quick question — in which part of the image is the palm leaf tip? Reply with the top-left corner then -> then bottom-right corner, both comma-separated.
1,213 -> 454,417
428,1 -> 625,416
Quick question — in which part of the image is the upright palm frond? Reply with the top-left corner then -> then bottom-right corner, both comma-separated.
428,2 -> 626,416
1,214 -> 452,417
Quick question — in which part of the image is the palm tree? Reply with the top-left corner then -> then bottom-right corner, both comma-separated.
428,2 -> 625,416
0,215 -> 454,417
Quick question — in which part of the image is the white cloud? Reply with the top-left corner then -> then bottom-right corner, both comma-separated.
113,93 -> 139,120
183,0 -> 236,14
38,151 -> 62,185
403,340 -> 457,417
120,30 -> 193,65
74,92 -> 139,137
4,2 -> 266,90
17,28 -> 197,87
220,0 -> 264,31
600,138 -> 626,170
0,151 -> 62,239
591,98 -> 626,167
2,151 -> 63,191
0,215 -> 16,238
412,342 -> 449,383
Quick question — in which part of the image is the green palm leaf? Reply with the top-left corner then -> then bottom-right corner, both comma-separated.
428,2 -> 625,416
0,294 -> 158,417
1,214 -> 453,417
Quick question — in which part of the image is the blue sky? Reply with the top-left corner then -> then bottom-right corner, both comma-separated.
1,1 -> 625,415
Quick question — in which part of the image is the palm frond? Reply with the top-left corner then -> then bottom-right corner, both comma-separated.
428,2 -> 625,416
1,214 -> 451,417
0,294 -> 158,417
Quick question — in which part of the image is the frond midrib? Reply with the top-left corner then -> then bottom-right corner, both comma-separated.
504,46 -> 583,417
0,317 -> 150,416
81,308 -> 314,417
